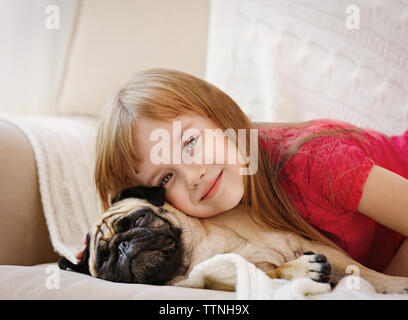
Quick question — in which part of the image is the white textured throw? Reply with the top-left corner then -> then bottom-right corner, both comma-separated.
175,253 -> 408,300
175,253 -> 331,299
0,113 -> 102,264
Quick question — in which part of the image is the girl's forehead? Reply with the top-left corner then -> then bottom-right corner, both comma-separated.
133,114 -> 218,135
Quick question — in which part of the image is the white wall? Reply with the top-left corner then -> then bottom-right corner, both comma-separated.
0,0 -> 79,115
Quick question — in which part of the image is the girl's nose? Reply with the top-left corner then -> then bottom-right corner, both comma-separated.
187,166 -> 207,189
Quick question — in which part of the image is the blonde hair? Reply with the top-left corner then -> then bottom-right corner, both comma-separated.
94,68 -> 344,251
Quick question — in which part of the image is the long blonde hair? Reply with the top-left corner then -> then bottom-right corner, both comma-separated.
94,68 -> 346,251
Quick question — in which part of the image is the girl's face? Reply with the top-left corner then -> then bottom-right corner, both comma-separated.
128,114 -> 245,218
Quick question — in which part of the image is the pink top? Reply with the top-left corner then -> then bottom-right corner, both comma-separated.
258,119 -> 408,272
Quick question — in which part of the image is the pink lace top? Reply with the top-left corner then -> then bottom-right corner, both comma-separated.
258,119 -> 408,272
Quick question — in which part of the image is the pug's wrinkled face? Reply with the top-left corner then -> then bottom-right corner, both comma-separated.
91,203 -> 183,284
59,186 -> 186,284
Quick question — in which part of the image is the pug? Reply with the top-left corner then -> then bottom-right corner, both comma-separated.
59,186 -> 408,294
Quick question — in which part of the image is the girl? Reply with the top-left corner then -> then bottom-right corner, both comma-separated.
78,68 -> 408,277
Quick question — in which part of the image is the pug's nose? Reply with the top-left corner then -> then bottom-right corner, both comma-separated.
118,241 -> 130,255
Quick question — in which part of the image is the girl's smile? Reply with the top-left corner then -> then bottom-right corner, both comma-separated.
200,169 -> 223,201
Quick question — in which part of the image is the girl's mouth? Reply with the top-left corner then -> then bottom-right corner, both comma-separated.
200,170 -> 223,201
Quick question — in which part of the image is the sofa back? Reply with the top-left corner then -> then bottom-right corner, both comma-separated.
57,0 -> 209,117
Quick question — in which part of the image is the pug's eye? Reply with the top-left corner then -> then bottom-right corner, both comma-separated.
134,214 -> 145,227
114,217 -> 130,232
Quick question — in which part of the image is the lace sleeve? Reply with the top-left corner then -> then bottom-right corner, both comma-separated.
281,135 -> 375,213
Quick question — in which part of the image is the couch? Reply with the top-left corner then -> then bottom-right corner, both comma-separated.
2,114 -> 408,301
0,118 -> 236,299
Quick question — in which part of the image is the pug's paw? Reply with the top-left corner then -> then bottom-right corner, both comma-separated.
266,251 -> 331,283
301,251 -> 331,283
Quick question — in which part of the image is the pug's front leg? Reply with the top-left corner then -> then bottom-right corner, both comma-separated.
267,251 -> 331,283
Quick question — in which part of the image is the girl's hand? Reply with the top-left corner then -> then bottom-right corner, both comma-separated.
75,236 -> 88,263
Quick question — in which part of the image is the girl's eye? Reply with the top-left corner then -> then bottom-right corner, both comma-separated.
160,173 -> 173,186
184,135 -> 199,153
158,135 -> 199,187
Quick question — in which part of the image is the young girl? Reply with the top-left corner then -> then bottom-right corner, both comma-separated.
79,68 -> 408,277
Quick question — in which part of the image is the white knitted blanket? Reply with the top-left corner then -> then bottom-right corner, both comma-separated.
175,253 -> 408,300
175,253 -> 331,299
0,113 -> 102,264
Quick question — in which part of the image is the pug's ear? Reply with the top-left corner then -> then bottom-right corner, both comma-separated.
58,233 -> 91,275
111,186 -> 166,207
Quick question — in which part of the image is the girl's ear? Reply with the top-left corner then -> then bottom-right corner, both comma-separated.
111,186 -> 166,207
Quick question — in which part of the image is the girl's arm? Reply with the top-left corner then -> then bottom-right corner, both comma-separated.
358,165 -> 408,237
358,165 -> 408,277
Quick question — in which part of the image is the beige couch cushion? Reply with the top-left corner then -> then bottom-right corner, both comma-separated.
57,0 -> 209,117
0,120 -> 58,265
0,264 -> 234,299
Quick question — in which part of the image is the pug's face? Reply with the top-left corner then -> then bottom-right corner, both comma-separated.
59,186 -> 188,284
91,203 -> 183,284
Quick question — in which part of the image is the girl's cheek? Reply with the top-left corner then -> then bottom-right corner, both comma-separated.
165,185 -> 188,210
224,136 -> 241,165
